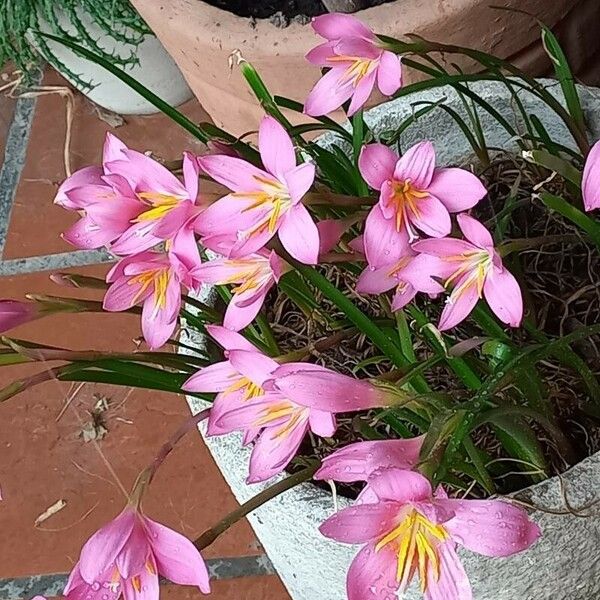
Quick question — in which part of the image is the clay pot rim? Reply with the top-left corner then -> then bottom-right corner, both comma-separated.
191,0 -> 473,51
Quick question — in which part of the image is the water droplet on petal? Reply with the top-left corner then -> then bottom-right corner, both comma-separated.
91,582 -> 101,591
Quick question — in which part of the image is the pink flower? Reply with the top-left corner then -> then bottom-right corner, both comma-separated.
64,506 -> 210,600
413,214 -> 523,330
192,250 -> 287,331
196,116 -> 319,264
320,468 -> 540,600
103,242 -> 201,349
356,250 -> 445,311
55,133 -> 201,255
0,300 -> 39,333
304,13 -> 402,116
582,139 -> 600,211
182,325 -> 279,438
359,142 -> 487,268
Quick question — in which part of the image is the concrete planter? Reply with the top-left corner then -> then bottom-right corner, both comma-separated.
184,80 -> 600,599
35,9 -> 192,115
131,0 -> 599,135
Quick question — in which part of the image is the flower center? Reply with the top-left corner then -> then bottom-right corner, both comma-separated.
134,192 -> 182,222
252,400 -> 309,439
224,376 -> 265,401
375,509 -> 448,592
328,55 -> 378,87
444,250 -> 491,300
234,175 -> 292,238
129,268 -> 170,309
386,179 -> 429,233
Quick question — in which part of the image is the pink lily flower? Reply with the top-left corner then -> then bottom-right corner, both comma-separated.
320,468 -> 540,600
356,250 -> 445,311
359,142 -> 487,268
103,243 -> 201,349
413,214 -> 523,330
64,505 -> 210,600
196,116 -> 319,264
182,324 -> 280,439
0,300 -> 39,333
304,13 -> 402,117
582,139 -> 600,211
192,250 -> 287,331
55,133 -> 201,255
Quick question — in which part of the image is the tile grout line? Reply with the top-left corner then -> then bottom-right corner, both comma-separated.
0,70 -> 43,260
0,555 -> 276,600
0,249 -> 114,277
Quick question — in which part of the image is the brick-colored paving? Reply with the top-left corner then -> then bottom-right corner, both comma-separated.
0,70 -> 290,600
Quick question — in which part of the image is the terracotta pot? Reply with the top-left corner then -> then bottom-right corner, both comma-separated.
131,0 -> 598,135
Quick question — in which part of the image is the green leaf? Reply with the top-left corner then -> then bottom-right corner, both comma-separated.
523,150 -> 582,186
540,24 -> 586,137
540,192 -> 600,250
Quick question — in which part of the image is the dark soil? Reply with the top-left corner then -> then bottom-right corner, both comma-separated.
265,150 -> 600,500
203,0 -> 393,24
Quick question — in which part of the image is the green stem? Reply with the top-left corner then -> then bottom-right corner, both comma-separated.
352,110 -> 369,196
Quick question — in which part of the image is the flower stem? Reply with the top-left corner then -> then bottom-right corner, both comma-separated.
194,463 -> 319,551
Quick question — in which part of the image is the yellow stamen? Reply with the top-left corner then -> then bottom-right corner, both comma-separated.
145,560 -> 156,575
131,576 -> 141,593
375,509 -> 448,592
134,192 -> 181,222
327,55 -> 378,87
224,377 -> 264,401
128,268 -> 171,312
387,179 -> 429,233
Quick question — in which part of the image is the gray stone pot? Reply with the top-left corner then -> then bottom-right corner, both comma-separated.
185,80 -> 600,600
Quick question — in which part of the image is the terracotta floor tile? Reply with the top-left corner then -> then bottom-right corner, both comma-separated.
0,267 -> 263,579
3,69 -> 212,260
163,576 -> 291,600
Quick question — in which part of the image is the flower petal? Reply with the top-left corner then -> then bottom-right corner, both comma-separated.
247,415 -> 309,483
308,408 -> 337,437
103,277 -> 147,312
347,69 -> 377,117
311,13 -> 374,41
483,265 -> 523,327
315,438 -> 424,482
182,151 -> 200,202
182,361 -> 239,393
377,51 -> 402,96
356,264 -> 397,294
582,139 -> 600,211
428,167 -> 487,212
424,542 -> 472,600
197,155 -> 267,193
304,67 -> 354,117
347,542 -> 399,600
284,162 -> 316,204
144,518 -> 210,592
457,213 -> 494,248
115,520 -> 149,578
258,116 -> 296,179
79,509 -> 136,583
206,323 -> 256,352
368,468 -> 433,503
103,132 -> 128,163
141,279 -> 180,349
62,216 -> 119,250
223,292 -> 265,331
412,237 -> 477,259
55,166 -> 104,208
394,141 -> 436,189
364,205 -> 410,268
305,41 -> 337,65
227,349 -> 279,386
358,143 -> 397,191
271,364 -> 394,412
440,499 -> 541,557
408,194 -> 452,238
319,501 -> 399,544
278,204 -> 320,264
438,278 -> 480,330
